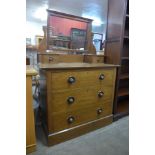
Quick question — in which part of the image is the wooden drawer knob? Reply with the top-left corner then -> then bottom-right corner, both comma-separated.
48,56 -> 54,62
67,97 -> 75,104
98,91 -> 104,97
68,76 -> 76,84
67,116 -> 75,124
99,74 -> 105,80
97,108 -> 103,115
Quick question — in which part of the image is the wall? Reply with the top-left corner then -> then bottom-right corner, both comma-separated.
26,21 -> 45,45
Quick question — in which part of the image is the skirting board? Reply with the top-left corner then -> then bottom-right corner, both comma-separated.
26,144 -> 36,154
47,115 -> 113,146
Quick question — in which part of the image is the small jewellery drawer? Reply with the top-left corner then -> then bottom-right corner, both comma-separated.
49,69 -> 115,91
38,54 -> 60,64
48,87 -> 113,114
48,105 -> 112,132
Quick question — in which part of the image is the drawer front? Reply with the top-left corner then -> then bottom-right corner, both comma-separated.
38,54 -> 84,63
48,105 -> 112,132
48,69 -> 115,91
48,86 -> 113,114
39,55 -> 60,64
84,56 -> 104,63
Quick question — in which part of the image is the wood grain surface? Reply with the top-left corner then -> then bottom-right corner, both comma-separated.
47,69 -> 115,91
39,64 -> 117,145
26,76 -> 36,153
26,67 -> 37,153
47,115 -> 113,146
39,63 -> 119,70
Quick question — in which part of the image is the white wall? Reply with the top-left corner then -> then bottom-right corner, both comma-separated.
26,21 -> 45,45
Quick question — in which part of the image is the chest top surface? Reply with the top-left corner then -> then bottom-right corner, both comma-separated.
26,65 -> 38,76
39,63 -> 119,70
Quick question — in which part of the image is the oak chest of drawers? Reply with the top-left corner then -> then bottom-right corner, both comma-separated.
39,63 -> 117,146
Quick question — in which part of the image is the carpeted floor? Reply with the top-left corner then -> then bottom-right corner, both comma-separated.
29,116 -> 129,155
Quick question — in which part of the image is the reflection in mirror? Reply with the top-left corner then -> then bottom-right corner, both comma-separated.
46,10 -> 93,54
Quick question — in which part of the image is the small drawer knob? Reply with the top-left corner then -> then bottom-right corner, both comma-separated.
97,108 -> 103,115
98,91 -> 104,97
67,116 -> 75,124
99,74 -> 105,80
49,56 -> 53,62
67,97 -> 75,104
68,76 -> 76,84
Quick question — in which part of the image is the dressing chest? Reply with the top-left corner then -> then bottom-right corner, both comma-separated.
39,63 -> 117,145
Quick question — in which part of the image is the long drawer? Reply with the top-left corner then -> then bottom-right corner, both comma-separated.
48,104 -> 112,132
38,54 -> 84,64
47,69 -> 115,91
38,54 -> 60,64
47,86 -> 113,114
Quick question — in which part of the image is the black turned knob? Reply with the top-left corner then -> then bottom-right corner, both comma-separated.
98,91 -> 104,97
68,76 -> 76,84
67,97 -> 75,104
97,108 -> 103,115
67,116 -> 75,124
99,74 -> 105,80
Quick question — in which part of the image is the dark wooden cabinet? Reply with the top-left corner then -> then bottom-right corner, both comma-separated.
105,0 -> 129,120
106,0 -> 126,41
105,41 -> 122,65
